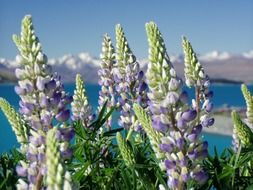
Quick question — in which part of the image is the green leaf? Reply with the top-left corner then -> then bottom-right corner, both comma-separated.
97,106 -> 115,129
73,162 -> 91,181
245,183 -> 253,190
103,127 -> 124,137
218,165 -> 234,180
121,169 -> 132,190
155,169 -> 168,190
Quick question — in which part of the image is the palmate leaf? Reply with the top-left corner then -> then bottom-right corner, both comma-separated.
241,84 -> 253,125
232,110 -> 253,146
0,98 -> 28,146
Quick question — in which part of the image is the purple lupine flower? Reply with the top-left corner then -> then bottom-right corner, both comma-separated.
160,143 -> 173,153
13,15 -> 73,189
45,79 -> 56,90
205,102 -> 213,112
187,133 -> 198,142
192,170 -> 209,184
177,118 -> 187,129
61,148 -> 73,159
115,25 -> 148,131
165,160 -> 176,170
179,91 -> 188,104
181,109 -> 197,122
56,110 -> 70,122
202,117 -> 215,127
16,165 -> 27,177
145,23 -> 212,189
56,127 -> 75,141
97,34 -> 117,129
14,86 -> 26,95
152,119 -> 168,132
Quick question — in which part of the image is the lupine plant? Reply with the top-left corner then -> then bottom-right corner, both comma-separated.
1,14 -> 253,190
71,74 -> 94,127
136,22 -> 212,190
114,24 -> 148,135
98,34 -> 117,129
3,15 -> 74,189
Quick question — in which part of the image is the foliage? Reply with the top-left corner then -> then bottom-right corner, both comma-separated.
0,149 -> 24,190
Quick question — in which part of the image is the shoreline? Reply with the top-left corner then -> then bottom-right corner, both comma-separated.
203,115 -> 233,136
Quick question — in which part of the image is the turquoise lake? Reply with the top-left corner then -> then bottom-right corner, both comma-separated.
1,83 -> 252,154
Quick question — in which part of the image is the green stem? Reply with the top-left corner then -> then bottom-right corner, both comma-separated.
232,143 -> 242,188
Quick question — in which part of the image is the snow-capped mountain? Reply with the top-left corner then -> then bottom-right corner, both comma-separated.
1,50 -> 253,84
48,53 -> 100,83
199,51 -> 231,62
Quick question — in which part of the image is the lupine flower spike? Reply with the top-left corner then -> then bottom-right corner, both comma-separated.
116,132 -> 135,167
13,15 -> 73,189
115,24 -> 148,133
232,85 -> 253,150
232,111 -> 253,147
71,74 -> 94,127
182,37 -> 214,127
98,34 -> 117,129
46,128 -> 72,190
241,84 -> 253,126
145,22 -> 209,190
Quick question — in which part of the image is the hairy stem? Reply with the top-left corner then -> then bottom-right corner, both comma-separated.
195,85 -> 201,123
36,172 -> 43,190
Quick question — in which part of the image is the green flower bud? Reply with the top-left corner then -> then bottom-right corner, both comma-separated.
0,98 -> 28,148
145,22 -> 173,102
182,36 -> 205,87
241,84 -> 253,125
115,24 -> 135,75
116,132 -> 135,167
232,110 -> 253,146
71,74 -> 93,124
133,104 -> 164,159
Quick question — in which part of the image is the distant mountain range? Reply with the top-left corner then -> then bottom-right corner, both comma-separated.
1,50 -> 253,84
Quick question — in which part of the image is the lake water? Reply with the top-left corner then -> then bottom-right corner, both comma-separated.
1,83 -> 252,154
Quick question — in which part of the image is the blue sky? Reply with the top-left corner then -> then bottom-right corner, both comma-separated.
0,0 -> 252,59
